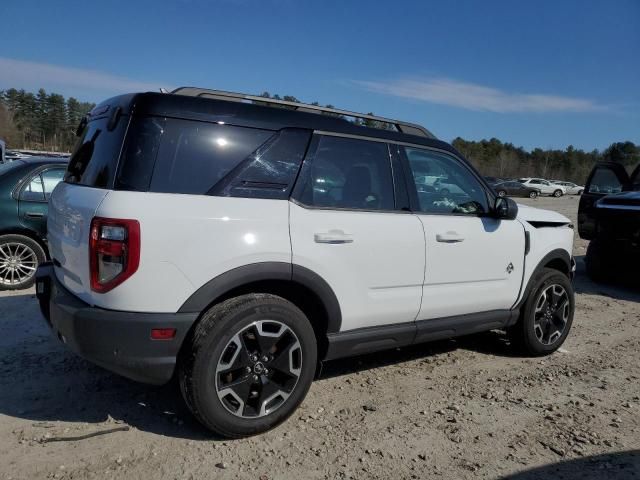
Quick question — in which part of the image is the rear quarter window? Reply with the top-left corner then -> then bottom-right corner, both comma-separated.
149,119 -> 274,195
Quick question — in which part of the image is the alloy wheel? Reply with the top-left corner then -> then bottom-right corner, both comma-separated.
215,320 -> 302,418
533,284 -> 570,346
0,242 -> 38,286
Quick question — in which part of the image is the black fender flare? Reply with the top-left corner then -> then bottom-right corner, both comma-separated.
513,249 -> 572,312
177,262 -> 342,333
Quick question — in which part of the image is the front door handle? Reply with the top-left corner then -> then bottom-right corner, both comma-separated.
314,230 -> 353,244
25,212 -> 45,218
436,231 -> 464,243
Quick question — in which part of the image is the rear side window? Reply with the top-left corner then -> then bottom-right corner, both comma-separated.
149,119 -> 273,195
209,128 -> 311,199
66,117 -> 128,188
294,135 -> 395,210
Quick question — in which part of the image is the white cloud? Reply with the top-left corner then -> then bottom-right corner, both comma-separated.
0,57 -> 169,97
356,77 -> 605,113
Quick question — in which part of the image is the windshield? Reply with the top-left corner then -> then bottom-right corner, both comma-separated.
0,159 -> 26,176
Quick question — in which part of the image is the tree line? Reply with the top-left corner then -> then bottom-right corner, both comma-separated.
0,88 -> 95,152
0,88 -> 637,183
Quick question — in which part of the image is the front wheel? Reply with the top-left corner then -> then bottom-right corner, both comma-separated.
508,268 -> 574,356
0,234 -> 46,290
179,294 -> 317,438
553,189 -> 563,197
528,191 -> 538,199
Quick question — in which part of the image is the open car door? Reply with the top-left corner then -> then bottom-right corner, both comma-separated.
578,162 -> 633,240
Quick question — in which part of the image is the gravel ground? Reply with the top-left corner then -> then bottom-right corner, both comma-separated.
1,195 -> 639,480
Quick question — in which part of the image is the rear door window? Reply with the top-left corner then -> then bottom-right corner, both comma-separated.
210,128 -> 311,199
293,135 -> 395,210
42,168 -> 66,200
20,174 -> 45,202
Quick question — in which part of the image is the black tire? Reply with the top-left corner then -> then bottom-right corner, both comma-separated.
585,240 -> 612,282
529,191 -> 538,199
497,190 -> 507,198
553,189 -> 563,197
179,294 -> 317,438
577,189 -> 584,195
0,234 -> 46,291
508,268 -> 574,356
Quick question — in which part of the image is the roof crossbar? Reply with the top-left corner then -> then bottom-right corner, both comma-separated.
171,86 -> 435,139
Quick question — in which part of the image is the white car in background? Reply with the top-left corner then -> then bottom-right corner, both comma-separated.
518,178 -> 567,197
551,181 -> 584,195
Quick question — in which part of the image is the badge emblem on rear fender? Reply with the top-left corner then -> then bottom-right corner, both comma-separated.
506,262 -> 514,274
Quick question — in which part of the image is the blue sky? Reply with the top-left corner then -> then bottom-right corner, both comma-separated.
1,0 -> 638,151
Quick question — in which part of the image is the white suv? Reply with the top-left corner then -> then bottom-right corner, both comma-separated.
36,88 -> 576,438
518,178 -> 567,197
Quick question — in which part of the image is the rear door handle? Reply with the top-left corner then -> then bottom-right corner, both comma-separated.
314,230 -> 353,244
25,212 -> 45,218
436,231 -> 464,243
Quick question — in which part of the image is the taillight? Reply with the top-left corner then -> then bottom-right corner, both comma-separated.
89,217 -> 140,293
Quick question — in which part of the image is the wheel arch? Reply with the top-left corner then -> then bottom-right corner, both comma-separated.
514,249 -> 572,311
177,262 -> 342,358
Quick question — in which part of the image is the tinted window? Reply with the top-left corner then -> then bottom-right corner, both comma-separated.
295,135 -> 395,210
116,116 -> 166,192
529,179 -> 541,184
150,119 -> 273,195
589,168 -> 623,194
210,128 -> 311,199
42,168 -> 66,199
403,147 -> 488,215
20,174 -> 45,201
66,116 -> 128,188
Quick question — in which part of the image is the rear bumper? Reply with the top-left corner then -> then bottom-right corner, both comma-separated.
35,263 -> 198,385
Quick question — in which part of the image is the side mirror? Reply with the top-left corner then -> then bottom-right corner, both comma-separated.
495,196 -> 518,220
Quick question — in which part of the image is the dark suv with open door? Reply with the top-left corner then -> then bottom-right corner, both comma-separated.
578,161 -> 640,282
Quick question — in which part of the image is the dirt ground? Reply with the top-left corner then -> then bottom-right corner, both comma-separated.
1,196 -> 638,480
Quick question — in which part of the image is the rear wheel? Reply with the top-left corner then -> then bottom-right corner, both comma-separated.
179,294 -> 317,438
509,268 -> 574,356
553,189 -> 563,197
497,190 -> 506,198
0,234 -> 46,291
528,191 -> 538,199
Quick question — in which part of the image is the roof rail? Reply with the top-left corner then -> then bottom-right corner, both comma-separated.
171,87 -> 435,139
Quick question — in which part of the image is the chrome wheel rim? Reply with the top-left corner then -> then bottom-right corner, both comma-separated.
0,242 -> 38,286
498,191 -> 506,197
533,284 -> 570,346
529,192 -> 536,198
215,320 -> 302,418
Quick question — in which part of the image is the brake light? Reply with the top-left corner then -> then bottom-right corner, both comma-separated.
90,217 -> 140,293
